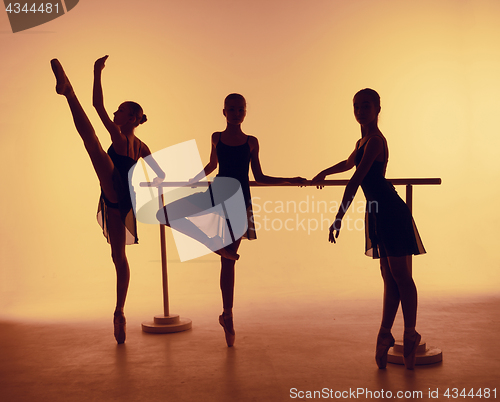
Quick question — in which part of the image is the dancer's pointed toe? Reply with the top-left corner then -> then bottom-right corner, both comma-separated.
375,332 -> 395,369
50,58 -> 72,96
219,313 -> 235,347
113,313 -> 126,345
403,331 -> 421,370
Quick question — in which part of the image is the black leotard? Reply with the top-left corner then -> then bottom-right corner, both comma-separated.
355,135 -> 425,258
97,137 -> 142,245
216,134 -> 256,240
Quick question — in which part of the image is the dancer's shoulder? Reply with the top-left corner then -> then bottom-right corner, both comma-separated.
247,135 -> 259,153
211,132 -> 222,145
247,134 -> 258,144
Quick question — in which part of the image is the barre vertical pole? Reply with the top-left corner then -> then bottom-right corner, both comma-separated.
406,184 -> 413,214
406,184 -> 413,270
141,186 -> 192,333
159,188 -> 169,317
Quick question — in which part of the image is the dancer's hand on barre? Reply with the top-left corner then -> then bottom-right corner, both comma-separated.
287,177 -> 308,186
187,177 -> 201,187
311,173 -> 327,189
151,176 -> 164,187
329,217 -> 342,243
94,55 -> 109,72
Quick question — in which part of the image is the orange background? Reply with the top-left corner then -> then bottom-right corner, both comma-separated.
0,0 -> 499,320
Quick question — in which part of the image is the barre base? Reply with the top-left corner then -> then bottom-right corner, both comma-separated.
142,314 -> 192,333
387,339 -> 442,365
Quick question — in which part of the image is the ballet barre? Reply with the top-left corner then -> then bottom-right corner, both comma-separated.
143,178 -> 441,213
139,178 -> 441,335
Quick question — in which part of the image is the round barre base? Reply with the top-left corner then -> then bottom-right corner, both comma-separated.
142,314 -> 192,334
387,339 -> 442,365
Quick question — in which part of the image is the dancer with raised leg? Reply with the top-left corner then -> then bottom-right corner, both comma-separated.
312,89 -> 425,369
157,93 -> 305,346
51,56 -> 164,344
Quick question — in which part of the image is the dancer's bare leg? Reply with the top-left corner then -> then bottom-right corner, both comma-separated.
380,257 -> 400,330
51,59 -> 117,203
386,255 -> 417,329
376,256 -> 415,368
386,254 -> 420,369
52,59 -> 127,343
219,238 -> 242,346
108,209 -> 130,313
220,238 -> 241,312
108,208 -> 129,344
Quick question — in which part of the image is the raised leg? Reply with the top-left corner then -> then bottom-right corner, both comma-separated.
51,59 -> 118,203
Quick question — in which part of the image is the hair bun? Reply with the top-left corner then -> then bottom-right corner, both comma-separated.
140,114 -> 147,124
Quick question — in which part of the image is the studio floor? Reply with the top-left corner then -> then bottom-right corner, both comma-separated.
0,293 -> 499,402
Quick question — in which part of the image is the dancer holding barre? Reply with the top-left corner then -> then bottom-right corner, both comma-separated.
157,93 -> 305,346
312,88 -> 425,369
51,56 -> 164,344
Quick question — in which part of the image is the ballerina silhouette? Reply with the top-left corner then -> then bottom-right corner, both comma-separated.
157,93 -> 306,346
51,56 -> 164,344
312,88 -> 425,369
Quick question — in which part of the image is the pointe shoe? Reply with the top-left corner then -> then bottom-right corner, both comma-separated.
113,313 -> 126,344
50,59 -> 73,96
403,331 -> 421,370
375,332 -> 395,369
219,313 -> 235,347
208,236 -> 239,260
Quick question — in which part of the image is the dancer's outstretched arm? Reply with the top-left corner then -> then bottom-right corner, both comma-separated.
140,143 -> 166,185
92,55 -> 124,144
189,132 -> 219,184
311,142 -> 360,188
249,136 -> 305,185
329,136 -> 383,242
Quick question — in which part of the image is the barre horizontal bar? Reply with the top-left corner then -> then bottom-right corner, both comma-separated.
139,178 -> 441,188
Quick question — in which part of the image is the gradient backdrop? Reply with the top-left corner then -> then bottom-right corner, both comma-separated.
0,1 -> 499,323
